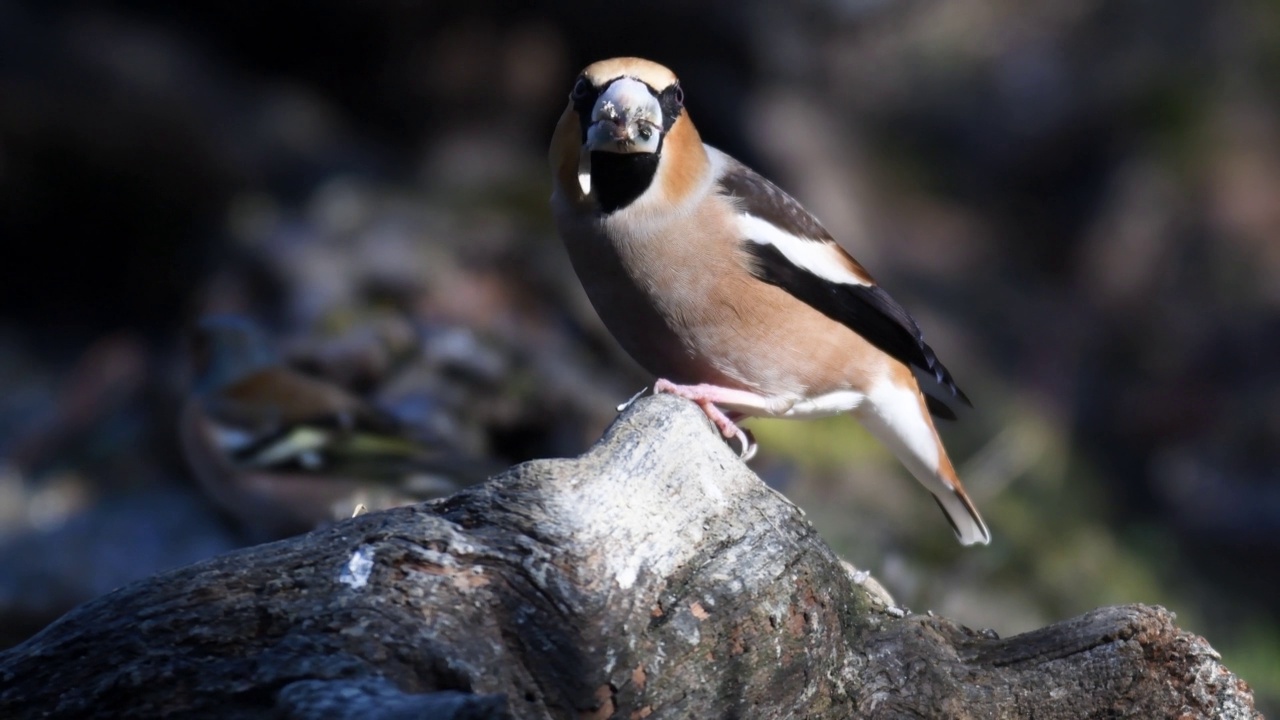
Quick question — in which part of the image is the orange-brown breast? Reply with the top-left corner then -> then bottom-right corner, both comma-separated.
582,183 -> 895,398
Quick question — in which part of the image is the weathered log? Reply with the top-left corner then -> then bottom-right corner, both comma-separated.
0,395 -> 1258,719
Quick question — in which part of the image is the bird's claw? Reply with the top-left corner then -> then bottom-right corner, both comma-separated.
730,427 -> 758,461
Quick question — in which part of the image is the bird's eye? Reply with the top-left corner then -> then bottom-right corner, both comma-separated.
570,77 -> 592,102
671,83 -> 684,106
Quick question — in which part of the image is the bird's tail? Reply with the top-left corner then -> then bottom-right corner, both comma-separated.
855,378 -> 990,546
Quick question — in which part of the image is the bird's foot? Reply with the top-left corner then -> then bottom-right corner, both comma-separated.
653,379 -> 743,438
653,379 -> 757,460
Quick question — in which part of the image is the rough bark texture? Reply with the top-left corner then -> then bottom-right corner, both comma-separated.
0,395 -> 1259,719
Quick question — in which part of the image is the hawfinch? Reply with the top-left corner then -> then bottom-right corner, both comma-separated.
180,315 -> 490,540
549,57 -> 990,545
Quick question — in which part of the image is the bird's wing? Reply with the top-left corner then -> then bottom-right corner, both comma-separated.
717,158 -> 970,407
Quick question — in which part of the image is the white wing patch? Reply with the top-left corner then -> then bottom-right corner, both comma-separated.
738,215 -> 869,287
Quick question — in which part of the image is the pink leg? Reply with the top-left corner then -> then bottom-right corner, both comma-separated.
654,379 -> 744,439
653,380 -> 764,459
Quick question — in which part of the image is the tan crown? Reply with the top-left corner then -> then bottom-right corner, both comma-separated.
580,57 -> 678,90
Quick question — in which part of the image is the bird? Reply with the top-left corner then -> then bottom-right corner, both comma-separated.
548,57 -> 990,545
180,315 -> 493,540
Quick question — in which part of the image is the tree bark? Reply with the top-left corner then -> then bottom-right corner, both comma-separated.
0,395 -> 1259,719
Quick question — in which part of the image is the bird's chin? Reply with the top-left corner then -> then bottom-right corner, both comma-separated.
577,144 -> 655,196
583,150 -> 661,213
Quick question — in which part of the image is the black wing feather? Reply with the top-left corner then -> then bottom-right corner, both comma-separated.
718,160 -> 971,407
743,234 -> 971,408
718,161 -> 834,242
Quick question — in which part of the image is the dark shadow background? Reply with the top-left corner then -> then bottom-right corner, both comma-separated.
1,0 -> 1277,709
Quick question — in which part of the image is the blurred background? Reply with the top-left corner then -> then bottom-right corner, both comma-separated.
1,0 -> 1277,710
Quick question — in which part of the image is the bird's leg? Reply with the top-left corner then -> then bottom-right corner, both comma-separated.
653,379 -> 758,459
653,379 -> 743,438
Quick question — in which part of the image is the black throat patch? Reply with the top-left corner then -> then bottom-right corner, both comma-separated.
572,75 -> 683,214
590,151 -> 660,214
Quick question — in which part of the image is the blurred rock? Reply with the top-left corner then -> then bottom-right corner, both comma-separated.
0,485 -> 238,649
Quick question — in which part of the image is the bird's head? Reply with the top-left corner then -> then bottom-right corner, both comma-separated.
551,57 -> 702,213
